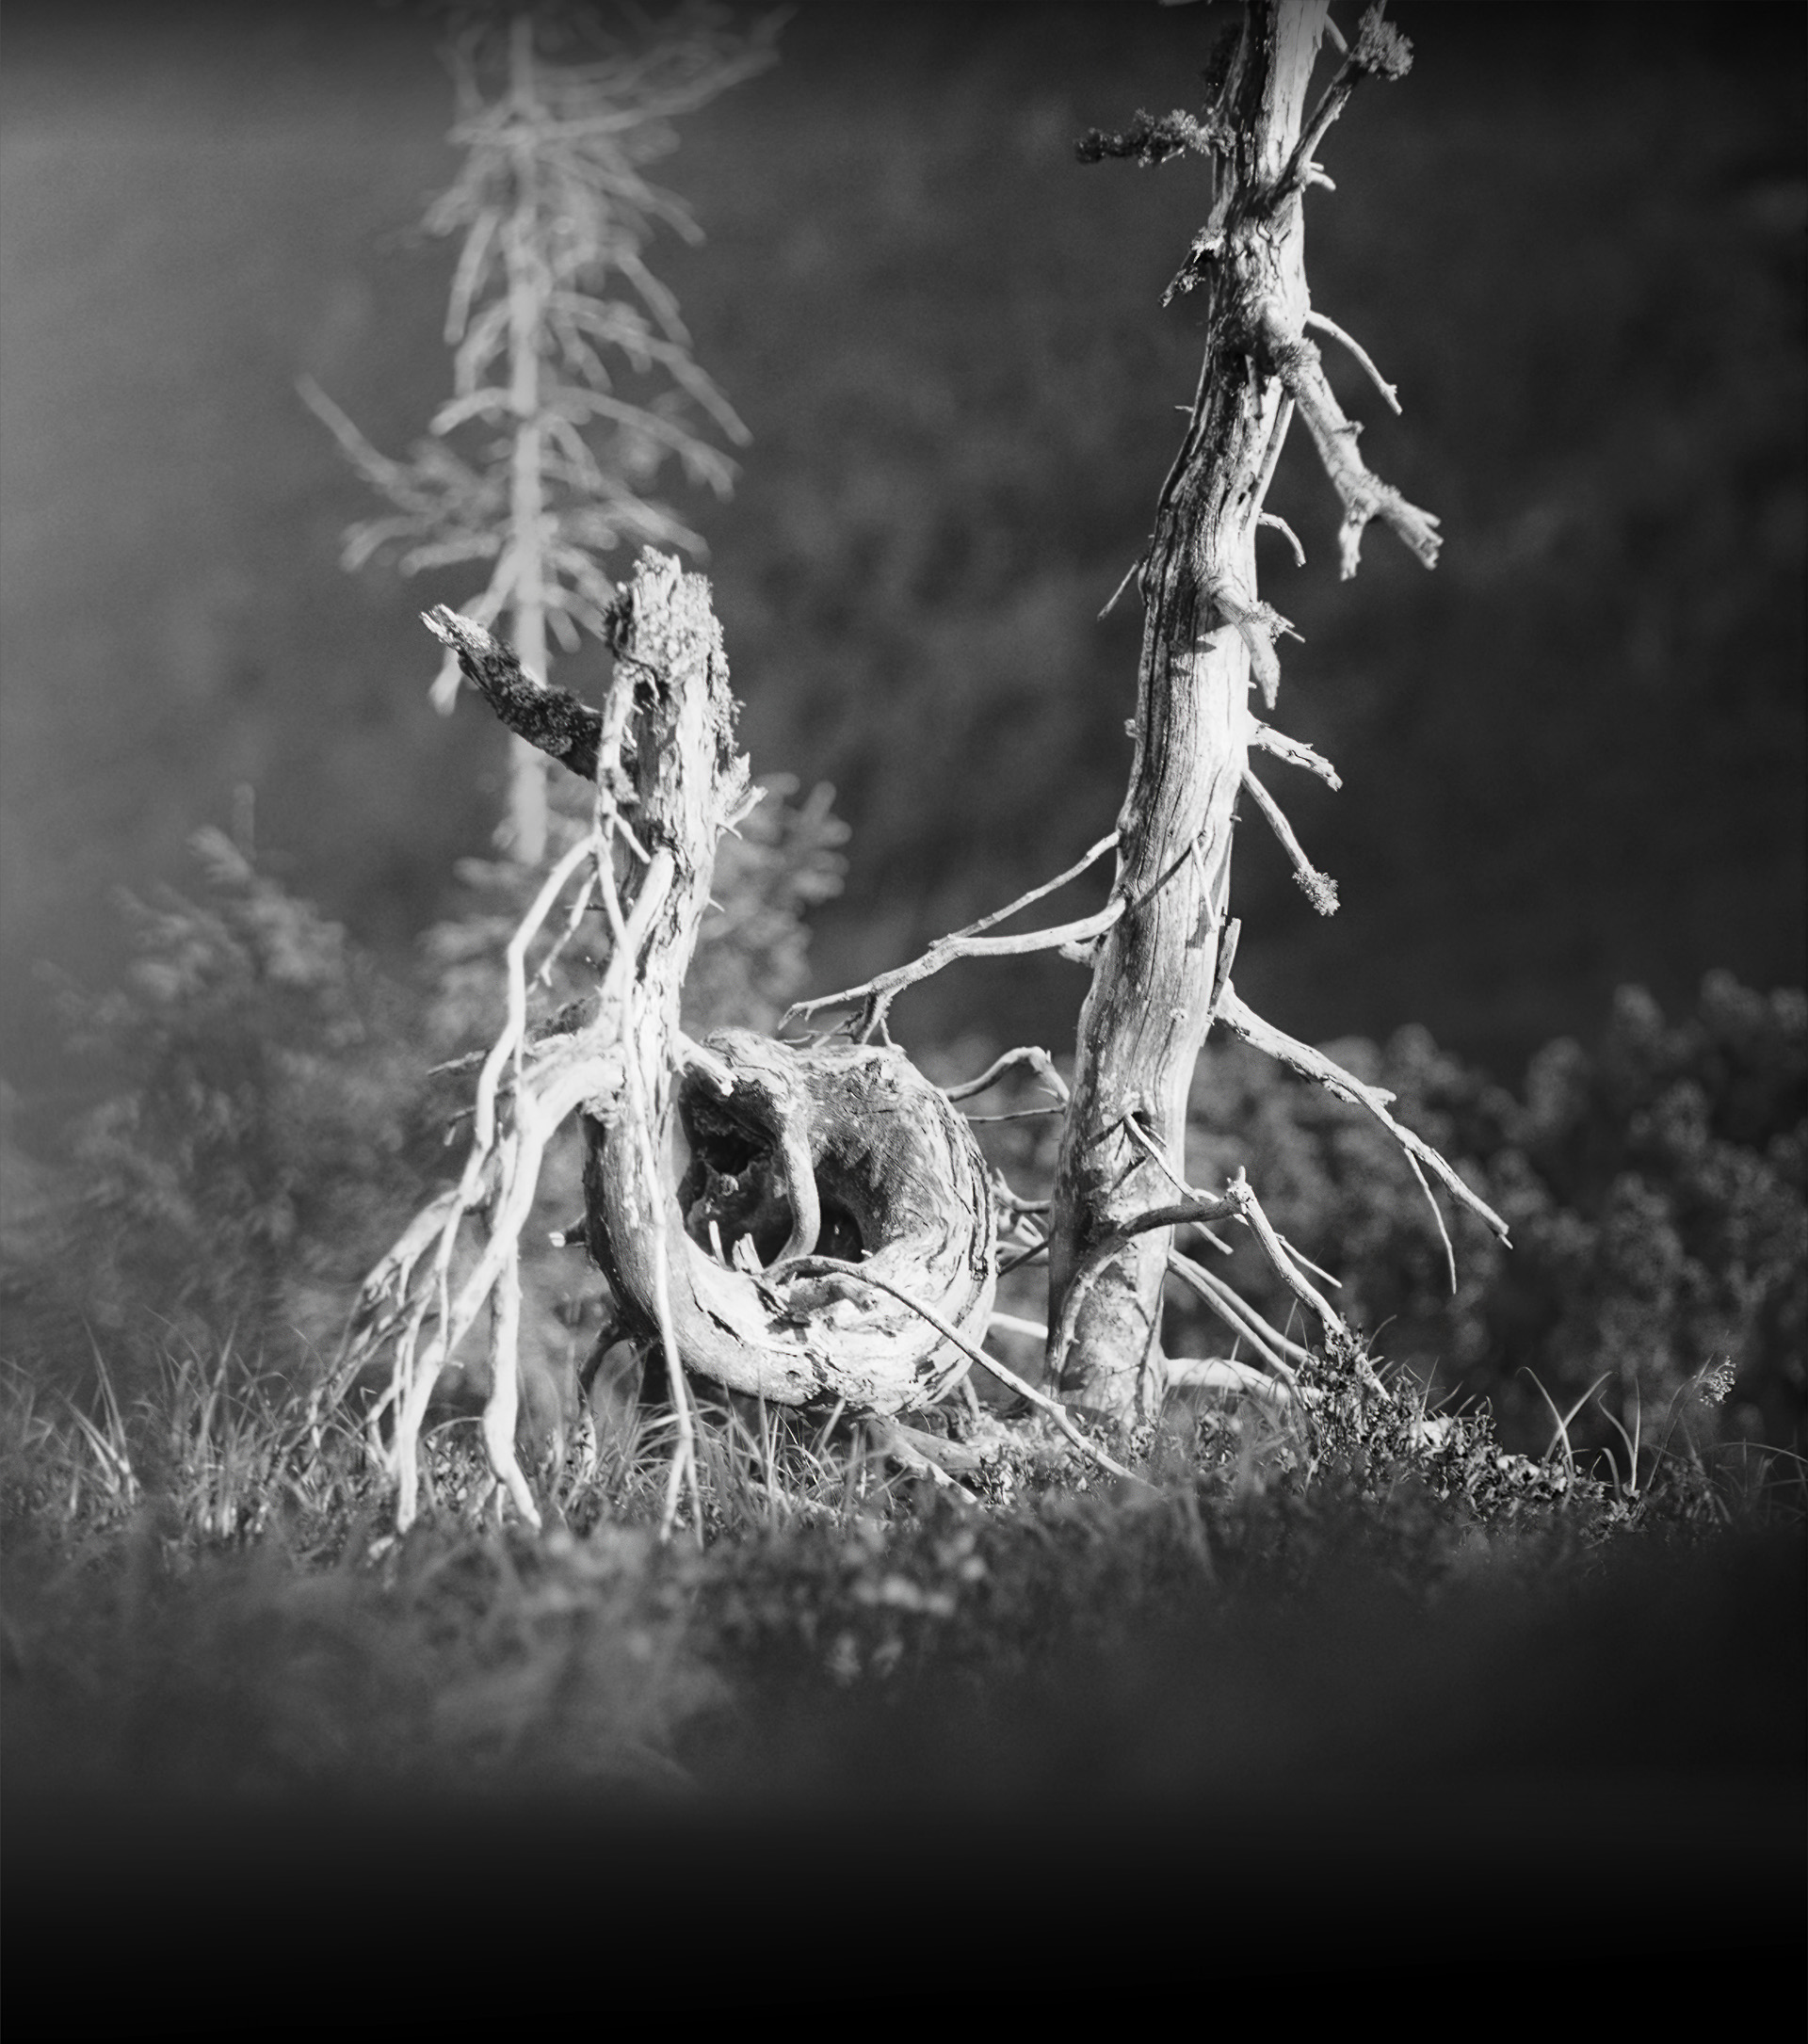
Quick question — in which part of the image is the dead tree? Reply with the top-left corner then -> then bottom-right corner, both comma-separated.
332,554 -> 1122,1533
793,0 -> 1505,1421
1038,0 -> 1513,1418
333,0 -> 1510,1530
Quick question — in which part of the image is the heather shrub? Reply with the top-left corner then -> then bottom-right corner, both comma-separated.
1175,973 -> 1805,1457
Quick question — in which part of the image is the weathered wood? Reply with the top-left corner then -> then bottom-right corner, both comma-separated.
536,559 -> 997,1413
346,553 -> 998,1527
1047,0 -> 1334,1420
1048,2 -> 1447,1423
424,605 -> 605,783
587,1027 -> 995,1411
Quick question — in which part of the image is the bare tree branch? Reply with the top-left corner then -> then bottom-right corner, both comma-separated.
1305,308 -> 1401,414
1250,718 -> 1342,789
1215,982 -> 1510,1247
1240,764 -> 1339,914
785,833 -> 1122,1039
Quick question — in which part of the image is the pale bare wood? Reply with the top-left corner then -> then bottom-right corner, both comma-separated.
782,1255 -> 1146,1488
1214,981 -> 1509,1253
1250,717 -> 1342,790
1241,764 -> 1339,914
1049,0 -> 1451,1416
340,554 -> 1001,1530
1049,0 -> 1335,1421
785,832 -> 1121,1041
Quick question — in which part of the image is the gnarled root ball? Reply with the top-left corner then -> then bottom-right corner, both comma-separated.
582,1028 -> 996,1416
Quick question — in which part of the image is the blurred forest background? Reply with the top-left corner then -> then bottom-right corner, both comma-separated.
2,0 -> 1800,1105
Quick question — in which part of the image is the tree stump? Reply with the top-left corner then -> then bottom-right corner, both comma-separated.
588,1026 -> 995,1412
341,551 -> 998,1527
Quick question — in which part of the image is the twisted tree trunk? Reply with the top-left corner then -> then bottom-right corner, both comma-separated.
346,553 -> 996,1529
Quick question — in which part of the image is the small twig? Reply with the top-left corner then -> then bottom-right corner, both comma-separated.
1240,764 -> 1339,915
1270,1230 -> 1343,1291
1121,1118 -> 1233,1253
944,1045 -> 1070,1106
1258,512 -> 1307,566
1121,1113 -> 1190,1196
535,829 -> 604,991
1305,309 -> 1401,414
1226,1170 -> 1346,1344
1099,555 -> 1143,620
1166,1249 -> 1309,1380
1250,718 -> 1342,790
919,831 -> 1121,946
1049,1195 -> 1240,1389
780,1257 -> 1148,1488
1404,1149 -> 1458,1295
786,834 -> 1119,1035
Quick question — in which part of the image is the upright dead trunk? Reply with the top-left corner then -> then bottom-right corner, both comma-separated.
1047,1 -> 1329,1418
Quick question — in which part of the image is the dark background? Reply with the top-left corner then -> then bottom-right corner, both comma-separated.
2,0 -> 1802,1117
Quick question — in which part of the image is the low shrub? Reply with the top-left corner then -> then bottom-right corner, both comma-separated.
0,776 -> 847,1404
